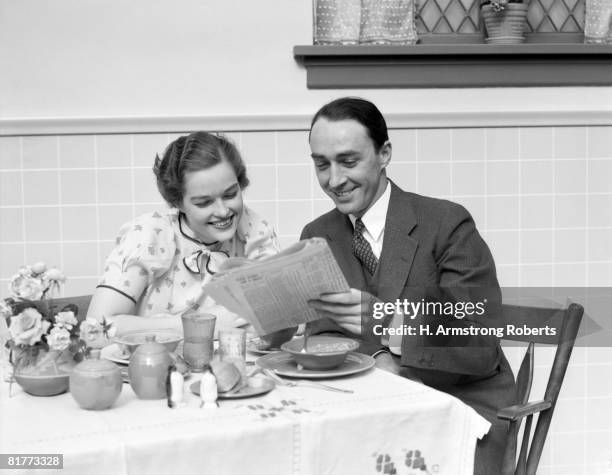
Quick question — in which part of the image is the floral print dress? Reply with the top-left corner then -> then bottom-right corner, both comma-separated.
98,206 -> 279,330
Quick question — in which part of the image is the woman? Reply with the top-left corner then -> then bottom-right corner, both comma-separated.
86,131 -> 279,336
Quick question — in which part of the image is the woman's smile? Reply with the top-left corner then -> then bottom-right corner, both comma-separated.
180,160 -> 244,243
208,215 -> 235,229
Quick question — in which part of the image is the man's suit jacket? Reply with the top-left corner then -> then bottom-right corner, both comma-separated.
301,180 -> 516,472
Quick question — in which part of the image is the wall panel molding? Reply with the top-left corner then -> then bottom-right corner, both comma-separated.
3,110 -> 612,136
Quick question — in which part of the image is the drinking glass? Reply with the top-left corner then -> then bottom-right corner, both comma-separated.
218,329 -> 247,381
181,312 -> 216,372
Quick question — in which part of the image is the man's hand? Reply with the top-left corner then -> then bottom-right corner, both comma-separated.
308,288 -> 372,336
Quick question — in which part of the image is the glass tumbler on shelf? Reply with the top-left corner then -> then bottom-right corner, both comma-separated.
313,0 -> 362,45
360,0 -> 418,45
585,0 -> 612,44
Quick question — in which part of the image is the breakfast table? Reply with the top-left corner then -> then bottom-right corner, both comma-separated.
0,356 -> 490,475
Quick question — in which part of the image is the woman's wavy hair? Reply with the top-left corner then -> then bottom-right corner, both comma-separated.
153,131 -> 249,208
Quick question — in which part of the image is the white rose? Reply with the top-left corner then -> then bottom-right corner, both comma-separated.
47,326 -> 71,351
9,308 -> 50,346
43,268 -> 65,283
18,266 -> 32,277
54,311 -> 78,330
30,262 -> 47,275
79,318 -> 102,342
9,274 -> 45,300
0,299 -> 13,319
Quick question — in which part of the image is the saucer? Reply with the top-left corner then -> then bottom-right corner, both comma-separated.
100,343 -> 130,365
256,352 -> 375,379
246,339 -> 281,356
190,378 -> 275,399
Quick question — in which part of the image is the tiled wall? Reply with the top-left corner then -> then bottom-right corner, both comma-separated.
1,126 -> 611,473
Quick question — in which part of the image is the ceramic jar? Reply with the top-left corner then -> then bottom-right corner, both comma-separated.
69,349 -> 122,410
128,334 -> 172,399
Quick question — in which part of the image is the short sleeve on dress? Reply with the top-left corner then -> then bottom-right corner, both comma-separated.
237,206 -> 280,260
98,212 -> 177,303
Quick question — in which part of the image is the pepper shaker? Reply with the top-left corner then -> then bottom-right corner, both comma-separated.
166,364 -> 185,408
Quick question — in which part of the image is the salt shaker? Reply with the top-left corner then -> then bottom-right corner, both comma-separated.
200,366 -> 218,409
166,365 -> 185,409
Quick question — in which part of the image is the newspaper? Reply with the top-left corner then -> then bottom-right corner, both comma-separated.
203,238 -> 349,335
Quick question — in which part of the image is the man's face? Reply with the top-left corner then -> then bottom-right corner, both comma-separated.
309,118 -> 391,218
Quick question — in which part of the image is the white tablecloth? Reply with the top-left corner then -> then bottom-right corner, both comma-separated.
0,368 -> 489,475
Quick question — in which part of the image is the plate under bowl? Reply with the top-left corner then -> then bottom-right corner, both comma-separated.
256,352 -> 375,379
114,329 -> 183,355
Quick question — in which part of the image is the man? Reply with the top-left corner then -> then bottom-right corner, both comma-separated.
302,97 -> 515,475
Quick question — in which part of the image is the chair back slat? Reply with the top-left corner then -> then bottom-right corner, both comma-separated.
525,303 -> 583,474
499,304 -> 566,344
515,342 -> 534,405
16,295 -> 93,322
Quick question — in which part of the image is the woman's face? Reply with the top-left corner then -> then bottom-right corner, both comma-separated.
180,160 -> 244,244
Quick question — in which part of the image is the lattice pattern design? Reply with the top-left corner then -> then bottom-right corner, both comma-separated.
527,0 -> 584,32
416,0 -> 585,34
417,0 -> 480,33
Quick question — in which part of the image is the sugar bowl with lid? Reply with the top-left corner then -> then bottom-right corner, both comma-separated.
69,349 -> 122,410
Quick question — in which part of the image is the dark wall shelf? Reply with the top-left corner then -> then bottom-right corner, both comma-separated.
293,44 -> 612,88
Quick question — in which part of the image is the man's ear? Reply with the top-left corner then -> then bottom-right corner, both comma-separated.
379,141 -> 392,169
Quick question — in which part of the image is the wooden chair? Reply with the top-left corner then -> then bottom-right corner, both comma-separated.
497,302 -> 584,475
12,295 -> 93,322
52,295 -> 93,321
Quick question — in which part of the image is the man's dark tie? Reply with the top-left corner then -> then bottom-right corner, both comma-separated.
352,218 -> 378,275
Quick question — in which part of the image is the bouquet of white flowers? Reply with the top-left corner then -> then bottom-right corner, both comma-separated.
1,262 -> 115,374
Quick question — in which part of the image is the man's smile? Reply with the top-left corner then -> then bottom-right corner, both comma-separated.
330,187 -> 357,200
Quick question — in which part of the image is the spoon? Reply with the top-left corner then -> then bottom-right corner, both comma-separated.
301,327 -> 310,353
298,328 -> 311,371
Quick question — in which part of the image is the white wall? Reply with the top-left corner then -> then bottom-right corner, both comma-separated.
2,0 -> 612,123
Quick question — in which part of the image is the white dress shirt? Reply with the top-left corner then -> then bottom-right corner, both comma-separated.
348,180 -> 402,354
348,179 -> 391,259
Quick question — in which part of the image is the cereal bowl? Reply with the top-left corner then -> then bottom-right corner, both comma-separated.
280,335 -> 359,370
114,330 -> 183,355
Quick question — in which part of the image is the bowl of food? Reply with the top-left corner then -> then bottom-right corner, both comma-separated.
114,329 -> 183,355
280,335 -> 359,370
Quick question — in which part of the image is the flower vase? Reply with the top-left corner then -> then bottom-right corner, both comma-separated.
12,348 -> 75,396
482,3 -> 529,44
